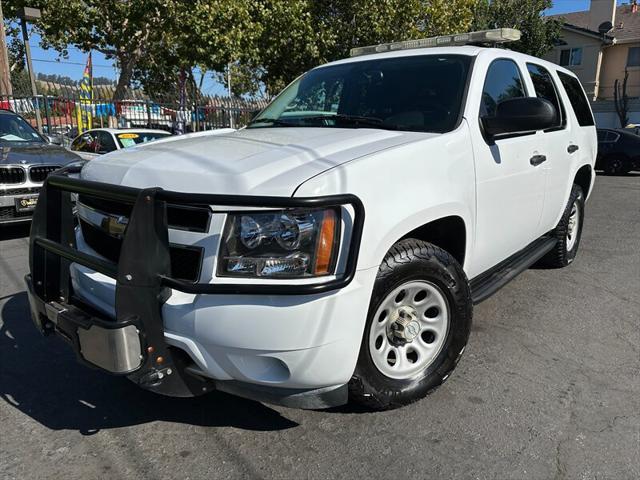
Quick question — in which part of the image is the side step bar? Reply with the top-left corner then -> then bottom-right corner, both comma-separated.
470,236 -> 557,305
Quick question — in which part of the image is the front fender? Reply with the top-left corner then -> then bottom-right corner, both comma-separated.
294,124 -> 476,274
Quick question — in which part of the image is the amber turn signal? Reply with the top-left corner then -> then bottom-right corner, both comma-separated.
315,209 -> 337,275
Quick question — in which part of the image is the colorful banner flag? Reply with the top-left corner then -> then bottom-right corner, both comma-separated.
78,52 -> 93,132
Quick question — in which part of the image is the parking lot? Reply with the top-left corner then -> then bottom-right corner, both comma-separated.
0,174 -> 638,480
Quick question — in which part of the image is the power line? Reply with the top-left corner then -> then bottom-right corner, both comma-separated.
31,57 -> 115,69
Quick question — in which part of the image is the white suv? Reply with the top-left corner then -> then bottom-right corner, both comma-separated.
26,30 -> 596,410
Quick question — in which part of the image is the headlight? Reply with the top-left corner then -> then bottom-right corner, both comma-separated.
218,208 -> 340,278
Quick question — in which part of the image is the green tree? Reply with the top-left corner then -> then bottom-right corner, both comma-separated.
247,0 -> 327,96
3,0 -> 259,100
472,0 -> 562,58
3,0 -> 480,99
250,0 -> 477,96
3,0 -> 179,99
310,0 -> 477,60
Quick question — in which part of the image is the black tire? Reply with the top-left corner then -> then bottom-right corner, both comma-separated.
349,239 -> 472,410
538,184 -> 585,268
603,157 -> 627,175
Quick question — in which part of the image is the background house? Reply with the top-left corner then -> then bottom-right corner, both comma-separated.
545,0 -> 640,127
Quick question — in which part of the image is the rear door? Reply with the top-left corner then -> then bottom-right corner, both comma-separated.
523,63 -> 574,232
555,71 -> 596,202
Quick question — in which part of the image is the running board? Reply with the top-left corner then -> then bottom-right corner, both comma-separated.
470,236 -> 557,305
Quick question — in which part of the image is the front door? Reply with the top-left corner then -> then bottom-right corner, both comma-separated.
470,58 -> 547,276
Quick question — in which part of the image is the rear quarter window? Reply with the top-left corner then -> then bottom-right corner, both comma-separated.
557,72 -> 594,127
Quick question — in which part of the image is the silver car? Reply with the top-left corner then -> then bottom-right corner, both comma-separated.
0,109 -> 81,225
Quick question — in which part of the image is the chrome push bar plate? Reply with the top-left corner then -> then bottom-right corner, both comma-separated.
77,324 -> 142,373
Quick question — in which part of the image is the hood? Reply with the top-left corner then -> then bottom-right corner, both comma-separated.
81,128 -> 430,196
0,144 -> 81,166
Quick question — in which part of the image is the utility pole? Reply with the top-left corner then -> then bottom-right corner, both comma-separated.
18,7 -> 42,132
0,1 -> 13,97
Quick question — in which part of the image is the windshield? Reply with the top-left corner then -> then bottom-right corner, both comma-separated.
0,113 -> 45,145
115,131 -> 171,148
250,54 -> 472,133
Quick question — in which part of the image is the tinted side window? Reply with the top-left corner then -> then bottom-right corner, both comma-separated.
96,131 -> 117,153
481,59 -> 526,117
70,136 -> 83,151
527,63 -> 565,129
557,72 -> 594,127
71,132 -> 97,153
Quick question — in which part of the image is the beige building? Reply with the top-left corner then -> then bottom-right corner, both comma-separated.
545,0 -> 640,101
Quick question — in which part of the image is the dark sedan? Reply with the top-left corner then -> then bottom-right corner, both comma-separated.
596,128 -> 640,175
1,109 -> 81,225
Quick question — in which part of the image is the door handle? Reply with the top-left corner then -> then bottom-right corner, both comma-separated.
567,145 -> 579,154
530,154 -> 547,166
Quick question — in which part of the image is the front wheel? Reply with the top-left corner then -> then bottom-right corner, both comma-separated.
349,239 -> 472,410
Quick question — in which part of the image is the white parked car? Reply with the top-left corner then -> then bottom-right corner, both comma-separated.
26,29 -> 596,410
69,128 -> 171,160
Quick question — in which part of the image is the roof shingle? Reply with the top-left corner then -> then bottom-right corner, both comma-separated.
548,3 -> 640,42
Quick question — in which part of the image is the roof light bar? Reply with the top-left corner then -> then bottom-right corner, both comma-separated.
349,28 -> 521,57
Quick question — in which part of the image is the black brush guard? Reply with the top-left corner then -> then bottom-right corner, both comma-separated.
25,173 -> 365,397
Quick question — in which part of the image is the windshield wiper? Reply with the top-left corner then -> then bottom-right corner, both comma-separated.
248,114 -> 398,130
297,114 -> 398,130
247,117 -> 296,127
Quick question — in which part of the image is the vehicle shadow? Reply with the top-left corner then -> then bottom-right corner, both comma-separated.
0,292 -> 298,434
594,169 -> 640,177
0,223 -> 31,241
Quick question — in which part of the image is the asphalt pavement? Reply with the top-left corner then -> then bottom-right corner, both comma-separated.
1,174 -> 638,480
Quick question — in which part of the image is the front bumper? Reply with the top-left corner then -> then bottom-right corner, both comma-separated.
26,174 -> 366,408
0,189 -> 40,224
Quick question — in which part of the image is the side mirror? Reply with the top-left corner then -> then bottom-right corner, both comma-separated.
45,134 -> 63,145
482,97 -> 557,138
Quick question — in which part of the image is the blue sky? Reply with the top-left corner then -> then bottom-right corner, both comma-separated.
20,0 -> 628,96
547,0 -> 625,14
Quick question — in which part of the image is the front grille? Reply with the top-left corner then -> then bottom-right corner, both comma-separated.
0,187 -> 40,197
78,195 -> 211,233
80,220 -> 203,283
29,165 -> 60,183
0,206 -> 33,221
0,167 -> 26,185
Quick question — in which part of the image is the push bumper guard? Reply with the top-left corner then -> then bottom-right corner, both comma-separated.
26,173 -> 364,402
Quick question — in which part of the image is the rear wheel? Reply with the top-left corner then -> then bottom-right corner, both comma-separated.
349,239 -> 472,410
539,184 -> 585,268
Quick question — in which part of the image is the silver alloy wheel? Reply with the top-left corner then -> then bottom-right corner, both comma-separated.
369,280 -> 450,380
566,200 -> 580,252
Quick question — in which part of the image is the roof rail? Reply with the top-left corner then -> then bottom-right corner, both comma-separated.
350,28 -> 521,58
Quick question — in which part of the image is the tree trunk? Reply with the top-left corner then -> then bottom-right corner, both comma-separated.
0,1 -> 13,96
613,71 -> 630,128
113,55 -> 136,101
